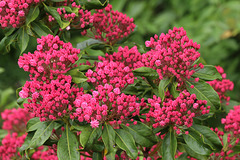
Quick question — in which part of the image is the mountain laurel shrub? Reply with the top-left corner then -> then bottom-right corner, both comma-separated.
0,0 -> 239,159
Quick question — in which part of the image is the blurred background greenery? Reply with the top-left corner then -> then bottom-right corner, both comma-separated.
0,0 -> 239,116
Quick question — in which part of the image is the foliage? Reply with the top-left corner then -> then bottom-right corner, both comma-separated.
0,0 -> 240,160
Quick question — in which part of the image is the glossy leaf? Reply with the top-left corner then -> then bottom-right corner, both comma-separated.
162,129 -> 177,160
158,78 -> 171,100
102,124 -> 116,159
191,124 -> 222,152
44,5 -> 69,29
18,27 -> 29,53
66,68 -> 88,84
80,125 -> 102,148
73,65 -> 93,72
186,79 -> 220,110
26,117 -> 41,132
182,143 -> 208,160
31,22 -> 52,37
0,129 -> 8,139
81,0 -> 108,10
92,152 -> 102,160
28,121 -> 54,148
115,129 -> 138,159
121,122 -> 157,147
19,132 -> 34,157
76,39 -> 103,50
192,65 -> 222,81
183,129 -> 212,156
169,81 -> 180,98
133,67 -> 159,80
3,28 -> 15,36
26,6 -> 39,25
57,125 -> 80,160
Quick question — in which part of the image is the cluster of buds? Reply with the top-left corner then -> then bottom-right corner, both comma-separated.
142,27 -> 203,84
0,133 -> 26,159
210,128 -> 240,160
82,4 -> 136,45
1,108 -> 32,133
99,46 -> 144,70
222,105 -> 240,137
73,84 -> 145,128
0,0 -> 41,28
18,34 -> 81,121
145,90 -> 210,133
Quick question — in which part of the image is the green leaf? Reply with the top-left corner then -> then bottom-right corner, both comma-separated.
18,27 -> 29,53
0,129 -> 8,139
92,152 -> 102,160
182,143 -> 208,160
3,28 -> 15,36
73,65 -> 93,72
31,22 -> 53,37
183,129 -> 212,156
70,121 -> 88,131
66,68 -> 88,84
26,117 -> 41,132
16,97 -> 27,108
102,123 -> 116,159
76,39 -> 103,50
80,125 -> 102,148
169,81 -> 180,98
133,67 -> 159,80
162,129 -> 177,160
16,87 -> 22,99
121,122 -> 157,147
191,124 -> 222,152
28,121 -> 54,149
176,152 -> 188,160
115,129 -> 138,159
44,5 -> 62,28
19,132 -> 35,157
158,78 -> 171,100
57,125 -> 80,160
26,6 -> 39,25
0,32 -> 18,53
186,79 -> 220,110
192,65 -> 222,81
80,0 -> 108,10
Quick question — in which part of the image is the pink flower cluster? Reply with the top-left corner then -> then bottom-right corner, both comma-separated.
145,90 -> 210,133
210,128 -> 240,160
49,2 -> 93,30
142,27 -> 203,83
18,35 -> 81,121
0,0 -> 40,28
18,34 -> 79,81
31,146 -> 58,160
0,133 -> 26,160
208,66 -> 234,105
73,84 -> 145,128
86,60 -> 135,90
86,46 -> 143,90
1,108 -> 32,133
222,105 -> 240,137
82,4 -> 136,45
99,46 -> 144,70
21,75 -> 81,121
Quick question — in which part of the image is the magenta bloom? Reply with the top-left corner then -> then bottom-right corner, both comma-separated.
82,4 -> 136,45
